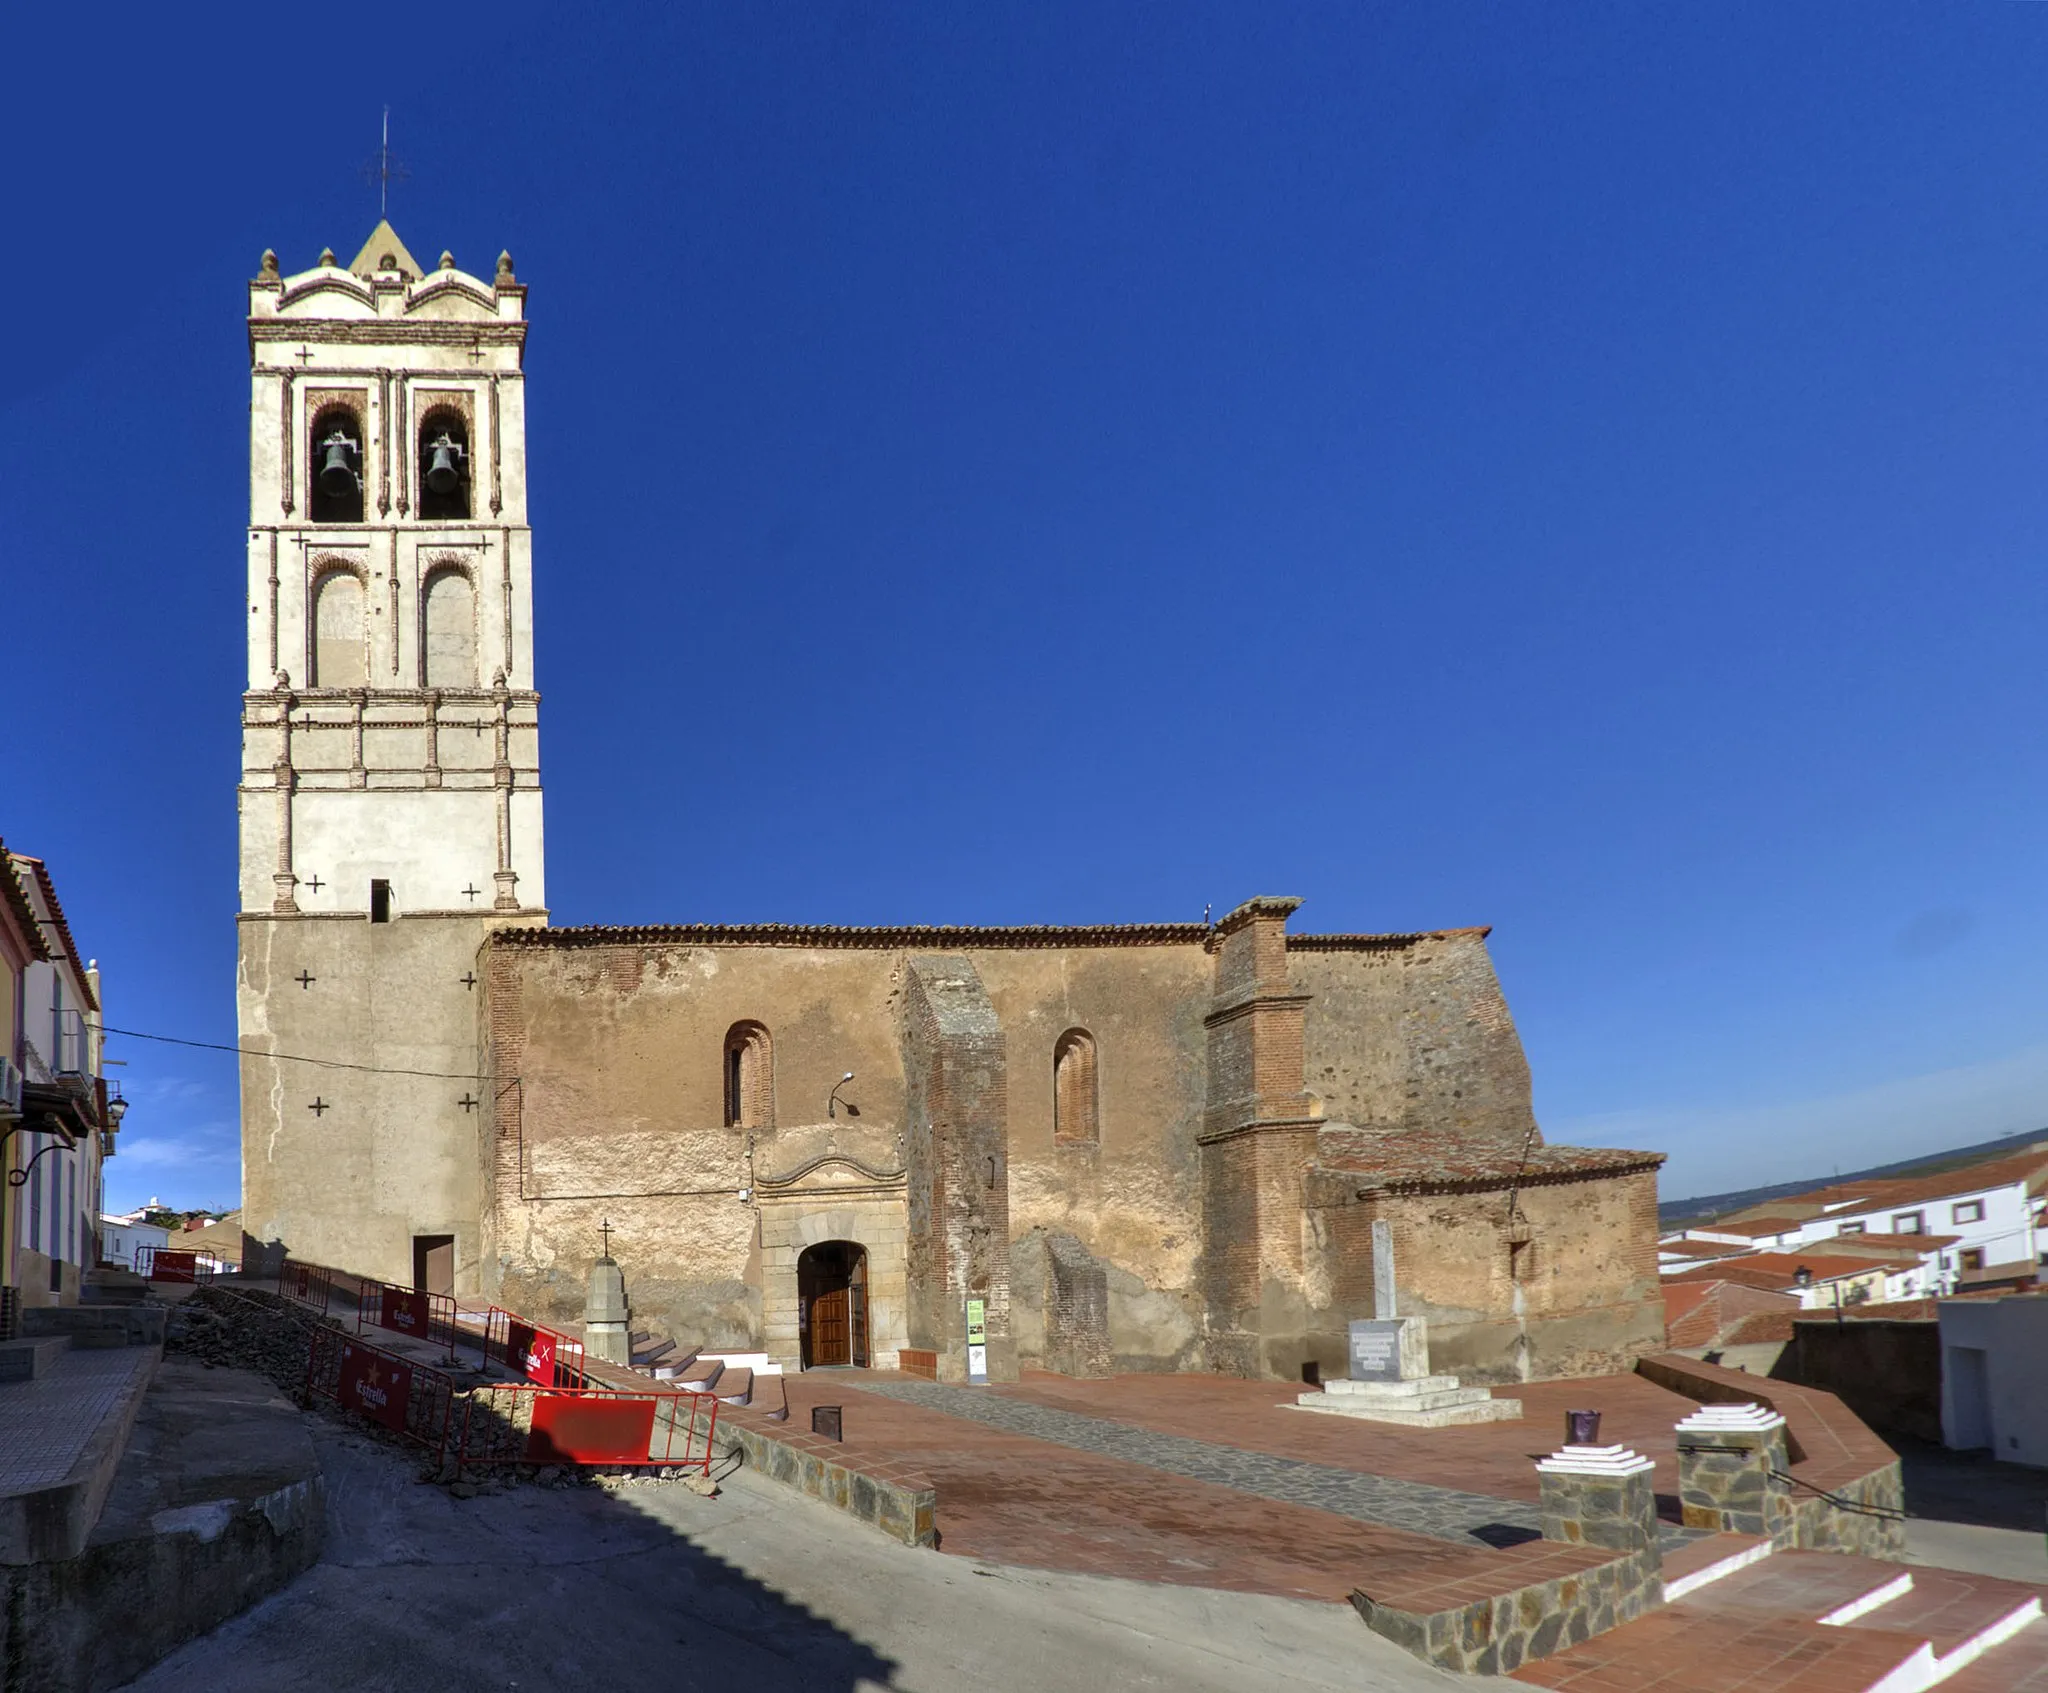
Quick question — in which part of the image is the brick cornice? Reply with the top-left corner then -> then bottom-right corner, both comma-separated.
1202,989 -> 1311,1029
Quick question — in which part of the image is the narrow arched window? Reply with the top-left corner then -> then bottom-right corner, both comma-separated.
309,405 -> 365,524
422,568 -> 476,688
723,1021 -> 773,1129
311,570 -> 367,688
1054,1028 -> 1098,1145
417,407 -> 471,522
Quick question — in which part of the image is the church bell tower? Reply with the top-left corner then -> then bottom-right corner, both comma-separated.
236,223 -> 545,1291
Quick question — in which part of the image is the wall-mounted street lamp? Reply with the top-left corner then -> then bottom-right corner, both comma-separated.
827,1072 -> 856,1119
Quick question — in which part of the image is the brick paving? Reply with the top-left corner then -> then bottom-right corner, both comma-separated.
851,1374 -> 1550,1547
0,1347 -> 153,1495
995,1367 -> 1705,1508
1509,1606 -> 1929,1690
777,1369 -> 1529,1601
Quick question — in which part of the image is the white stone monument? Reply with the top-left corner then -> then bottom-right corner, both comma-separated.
1294,1220 -> 1522,1427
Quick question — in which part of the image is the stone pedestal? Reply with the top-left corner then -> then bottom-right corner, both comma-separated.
1297,1314 -> 1521,1426
1537,1444 -> 1661,1555
1348,1315 -> 1431,1382
1674,1403 -> 1791,1540
584,1255 -> 631,1366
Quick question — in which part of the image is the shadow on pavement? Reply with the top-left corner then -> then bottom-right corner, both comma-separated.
1895,1433 -> 2048,1533
118,1415 -> 899,1693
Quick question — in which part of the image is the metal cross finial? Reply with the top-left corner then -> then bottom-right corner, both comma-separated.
599,1218 -> 613,1259
362,106 -> 410,217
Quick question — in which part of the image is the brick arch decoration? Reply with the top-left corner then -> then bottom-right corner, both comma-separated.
418,559 -> 479,689
1053,1027 -> 1098,1146
307,559 -> 370,689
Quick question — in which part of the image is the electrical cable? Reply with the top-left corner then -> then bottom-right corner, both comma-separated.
96,1023 -> 503,1084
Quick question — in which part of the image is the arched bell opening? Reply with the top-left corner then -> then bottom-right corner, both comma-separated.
417,407 -> 471,522
797,1240 -> 869,1369
309,404 -> 365,524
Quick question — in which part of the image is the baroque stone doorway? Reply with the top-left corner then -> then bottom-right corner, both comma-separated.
799,1240 -> 868,1369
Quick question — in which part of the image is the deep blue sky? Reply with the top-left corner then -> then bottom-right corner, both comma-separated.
7,3 -> 2048,1212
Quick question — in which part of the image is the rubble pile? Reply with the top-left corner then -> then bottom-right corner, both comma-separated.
164,1286 -> 328,1394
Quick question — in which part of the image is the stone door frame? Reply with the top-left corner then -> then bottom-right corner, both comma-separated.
756,1172 -> 908,1372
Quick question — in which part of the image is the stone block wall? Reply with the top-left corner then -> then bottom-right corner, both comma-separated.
1352,1543 -> 1662,1677
1043,1231 -> 1112,1377
901,957 -> 1015,1382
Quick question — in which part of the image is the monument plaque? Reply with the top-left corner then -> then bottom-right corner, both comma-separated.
1348,1319 -> 1405,1382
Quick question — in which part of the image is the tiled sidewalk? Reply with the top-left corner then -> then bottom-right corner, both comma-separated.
0,1347 -> 155,1495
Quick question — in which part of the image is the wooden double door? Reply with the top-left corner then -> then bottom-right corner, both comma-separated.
798,1241 -> 868,1368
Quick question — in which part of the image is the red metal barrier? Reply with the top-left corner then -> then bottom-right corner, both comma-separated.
455,1381 -> 717,1473
360,1281 -> 458,1359
278,1258 -> 336,1315
138,1247 -> 222,1283
305,1327 -> 457,1459
483,1306 -> 585,1387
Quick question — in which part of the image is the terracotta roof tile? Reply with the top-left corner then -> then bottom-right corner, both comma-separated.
492,920 -> 1215,950
4,851 -> 95,1011
1316,1127 -> 1663,1195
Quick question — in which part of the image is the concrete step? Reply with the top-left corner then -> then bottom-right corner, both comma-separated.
1303,1384 -> 1495,1412
631,1336 -> 675,1364
1680,1550 -> 1916,1620
1293,1392 -> 1522,1427
1669,1552 -> 2048,1692
712,1367 -> 753,1404
673,1358 -> 724,1393
1840,1565 -> 2044,1655
0,1336 -> 71,1382
650,1348 -> 701,1381
1320,1374 -> 1464,1397
1935,1616 -> 2048,1692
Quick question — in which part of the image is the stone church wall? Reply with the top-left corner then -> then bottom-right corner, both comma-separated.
1305,1168 -> 1667,1386
476,918 -> 1665,1385
477,930 -> 1218,1370
1292,930 -> 1536,1148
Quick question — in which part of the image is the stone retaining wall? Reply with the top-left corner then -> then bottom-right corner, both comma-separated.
1352,1542 -> 1661,1676
718,1403 -> 937,1546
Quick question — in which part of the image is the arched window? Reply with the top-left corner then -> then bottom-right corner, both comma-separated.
309,405 -> 365,525
723,1021 -> 773,1129
311,570 -> 367,688
417,408 -> 471,522
1054,1028 -> 1098,1145
422,568 -> 476,688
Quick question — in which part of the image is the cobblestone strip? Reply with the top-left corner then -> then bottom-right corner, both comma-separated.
848,1376 -> 1545,1547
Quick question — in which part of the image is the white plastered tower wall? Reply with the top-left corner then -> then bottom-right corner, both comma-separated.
237,225 -> 545,1292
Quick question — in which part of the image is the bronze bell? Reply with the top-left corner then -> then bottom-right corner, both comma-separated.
424,432 -> 466,495
316,430 -> 359,496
